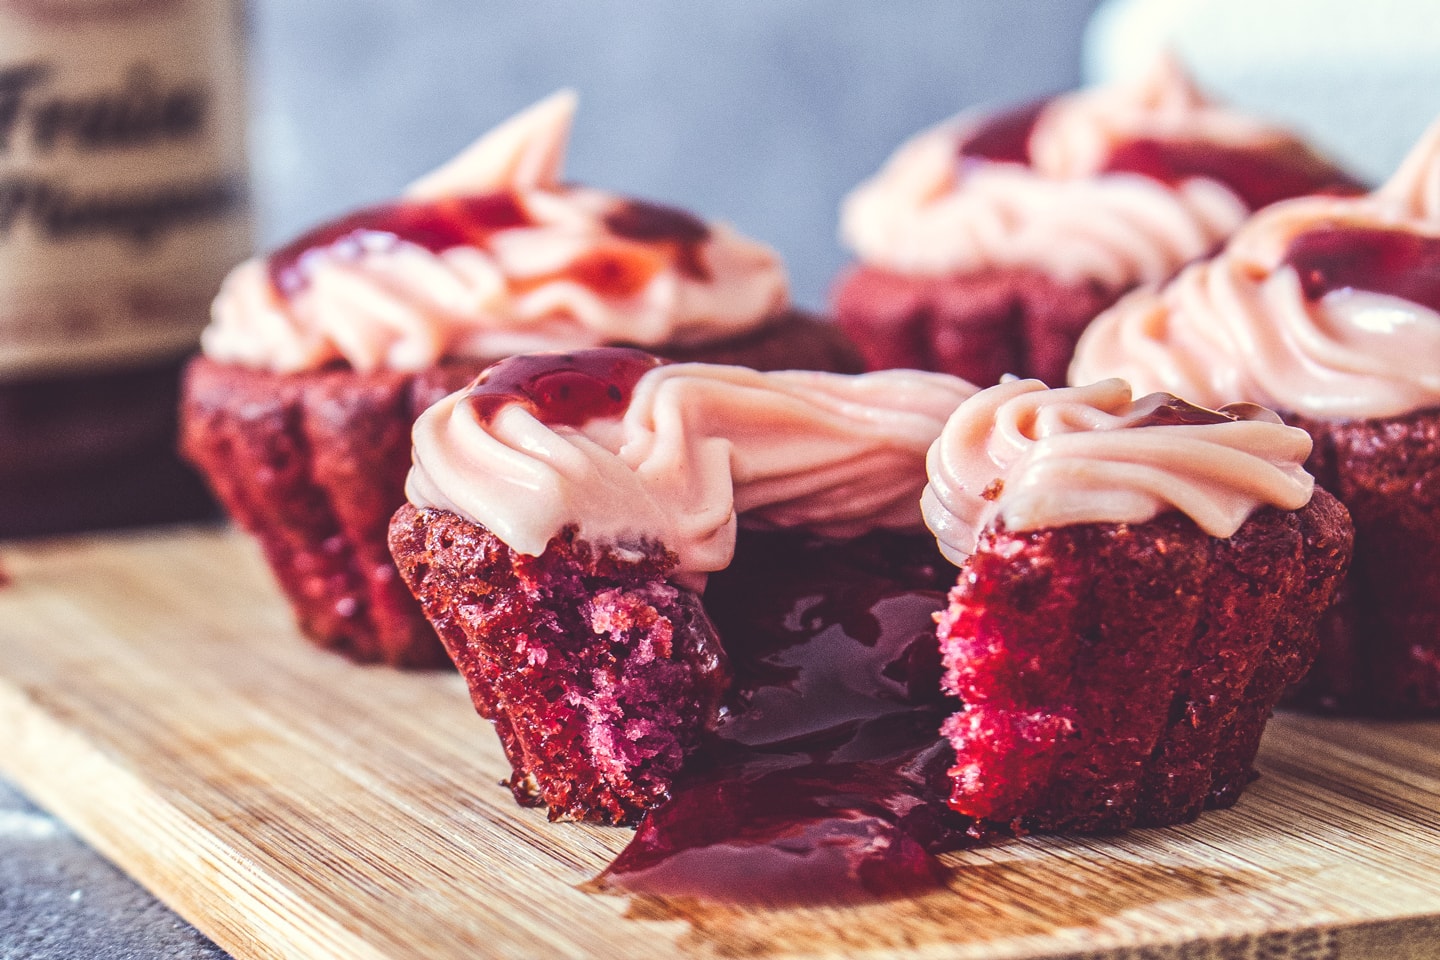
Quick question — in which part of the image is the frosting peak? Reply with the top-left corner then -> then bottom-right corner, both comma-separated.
1375,117 -> 1440,220
920,379 -> 1315,565
406,353 -> 978,589
1071,117 -> 1440,420
202,93 -> 788,374
405,89 -> 576,199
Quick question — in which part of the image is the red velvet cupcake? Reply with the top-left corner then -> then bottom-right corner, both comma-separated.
834,56 -> 1361,389
1072,118 -> 1440,715
180,92 -> 859,668
389,349 -> 975,824
920,379 -> 1351,830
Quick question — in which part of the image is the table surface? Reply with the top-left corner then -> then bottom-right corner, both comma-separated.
8,526 -> 1440,960
0,775 -> 227,960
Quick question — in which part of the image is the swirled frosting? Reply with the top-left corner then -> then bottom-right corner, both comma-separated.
920,378 -> 1314,565
840,56 -> 1356,287
202,91 -> 789,373
405,349 -> 977,589
1070,119 -> 1440,420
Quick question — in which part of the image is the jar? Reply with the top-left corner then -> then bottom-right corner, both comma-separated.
0,0 -> 251,537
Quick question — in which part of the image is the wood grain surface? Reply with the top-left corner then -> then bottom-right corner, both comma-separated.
2,526 -> 1440,960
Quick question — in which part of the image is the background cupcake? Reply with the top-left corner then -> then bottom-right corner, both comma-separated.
182,91 -> 859,668
833,56 -> 1362,389
1071,119 -> 1440,715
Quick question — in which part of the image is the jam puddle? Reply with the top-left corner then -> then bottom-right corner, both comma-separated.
589,531 -> 977,907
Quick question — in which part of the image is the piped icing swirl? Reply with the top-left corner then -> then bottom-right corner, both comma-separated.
203,92 -> 789,374
840,56 -> 1358,287
920,378 -> 1314,565
1070,119 -> 1440,420
405,349 -> 977,589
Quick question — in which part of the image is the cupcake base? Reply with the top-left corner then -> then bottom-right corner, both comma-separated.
388,504 -> 730,824
831,264 -> 1122,387
938,491 -> 1352,832
1289,407 -> 1440,715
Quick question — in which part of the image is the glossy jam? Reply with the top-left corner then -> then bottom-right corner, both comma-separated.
595,530 -> 975,906
267,192 -> 532,297
956,99 -> 1049,166
604,199 -> 711,282
1284,225 -> 1440,313
466,348 -> 662,427
1124,393 -> 1237,429
1103,139 -> 1365,211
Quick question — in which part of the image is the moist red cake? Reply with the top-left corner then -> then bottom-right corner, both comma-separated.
388,505 -> 728,822
181,92 -> 858,668
1286,409 -> 1440,714
832,265 -> 1119,389
938,493 -> 1352,831
834,59 -> 1361,388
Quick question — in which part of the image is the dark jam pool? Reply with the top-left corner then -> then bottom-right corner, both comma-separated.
592,530 -> 976,907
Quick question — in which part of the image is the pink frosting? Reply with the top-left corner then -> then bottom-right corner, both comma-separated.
920,379 -> 1314,565
406,359 -> 977,590
202,91 -> 789,374
1071,119 -> 1440,419
840,57 -> 1311,287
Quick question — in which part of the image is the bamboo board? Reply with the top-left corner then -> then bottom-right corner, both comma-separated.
3,526 -> 1440,959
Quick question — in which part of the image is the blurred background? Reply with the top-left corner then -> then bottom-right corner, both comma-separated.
247,0 -> 1440,310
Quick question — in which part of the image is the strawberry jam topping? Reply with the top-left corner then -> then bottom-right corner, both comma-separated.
1283,224 -> 1440,312
596,530 -> 976,906
466,348 -> 662,427
955,99 -> 1049,165
1102,140 -> 1365,211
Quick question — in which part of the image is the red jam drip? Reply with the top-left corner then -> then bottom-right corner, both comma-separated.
267,192 -> 532,297
955,99 -> 1050,165
466,348 -> 662,427
1123,394 -> 1238,429
597,531 -> 976,906
1283,224 -> 1440,314
1102,139 -> 1366,211
603,199 -> 712,282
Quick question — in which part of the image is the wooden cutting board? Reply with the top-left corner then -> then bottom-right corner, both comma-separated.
3,527 -> 1440,960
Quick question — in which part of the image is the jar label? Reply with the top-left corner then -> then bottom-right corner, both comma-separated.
0,0 -> 252,381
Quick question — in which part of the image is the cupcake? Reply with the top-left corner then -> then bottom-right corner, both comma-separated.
921,379 -> 1351,830
1071,118 -> 1440,715
388,349 -> 975,825
181,91 -> 861,668
833,56 -> 1362,389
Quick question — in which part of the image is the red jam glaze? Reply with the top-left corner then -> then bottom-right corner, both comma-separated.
267,192 -> 532,297
1102,139 -> 1366,211
596,530 -> 977,906
267,193 -> 715,302
1284,224 -> 1440,313
1123,394 -> 1238,429
466,348 -> 663,427
955,99 -> 1050,165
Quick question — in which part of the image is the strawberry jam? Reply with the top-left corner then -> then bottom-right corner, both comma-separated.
1283,224 -> 1440,312
955,99 -> 1049,165
595,530 -> 975,906
267,192 -> 532,297
1102,140 -> 1364,211
1123,394 -> 1238,429
465,348 -> 662,427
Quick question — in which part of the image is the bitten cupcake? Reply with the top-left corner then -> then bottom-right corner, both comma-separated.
833,56 -> 1362,389
389,349 -> 976,825
1071,118 -> 1440,715
181,91 -> 860,668
921,379 -> 1351,830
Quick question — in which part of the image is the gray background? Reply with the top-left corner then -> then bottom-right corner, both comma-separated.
4,5 -> 1100,957
248,0 -> 1103,310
